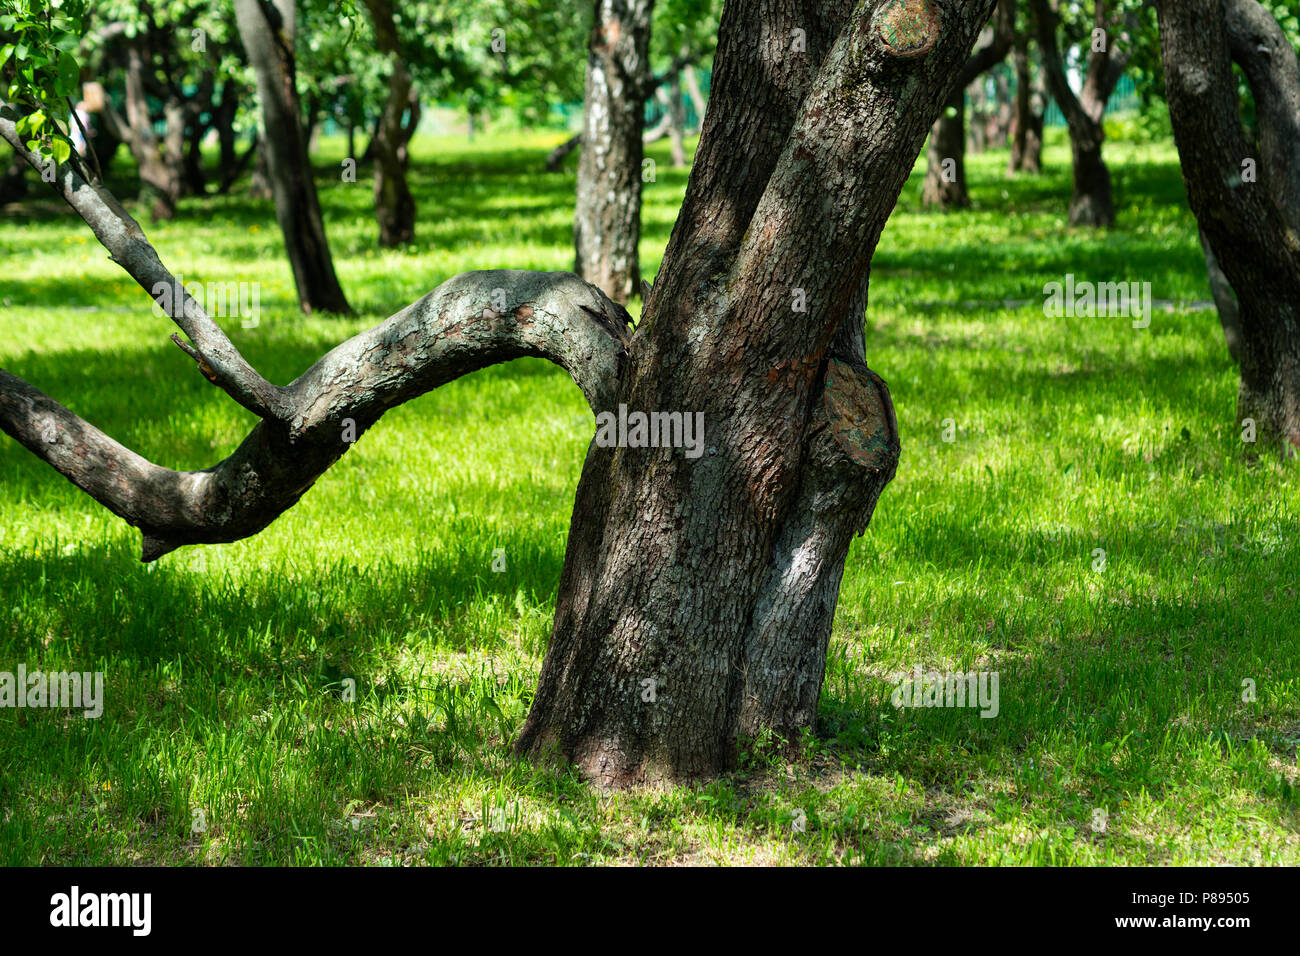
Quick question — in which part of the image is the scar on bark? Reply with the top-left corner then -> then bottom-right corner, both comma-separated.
822,357 -> 899,473
872,0 -> 943,59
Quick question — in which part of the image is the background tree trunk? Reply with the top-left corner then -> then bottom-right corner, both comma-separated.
923,91 -> 970,207
1009,32 -> 1044,174
100,38 -> 183,220
233,0 -> 350,314
573,0 -> 654,304
664,71 -> 687,168
364,0 -> 418,247
921,0 -> 1014,210
1031,0 -> 1131,227
546,133 -> 582,172
518,0 -> 999,785
0,151 -> 27,208
682,62 -> 707,132
1158,0 -> 1300,450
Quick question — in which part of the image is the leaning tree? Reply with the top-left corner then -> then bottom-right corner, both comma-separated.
1157,0 -> 1300,451
1,0 -> 1000,786
233,0 -> 351,314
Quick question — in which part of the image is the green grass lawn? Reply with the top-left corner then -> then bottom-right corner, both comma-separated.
0,127 -> 1296,865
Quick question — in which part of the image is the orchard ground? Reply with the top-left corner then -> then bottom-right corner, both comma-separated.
0,127 -> 1296,865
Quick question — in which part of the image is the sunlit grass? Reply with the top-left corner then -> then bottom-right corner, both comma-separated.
0,128 -> 1295,865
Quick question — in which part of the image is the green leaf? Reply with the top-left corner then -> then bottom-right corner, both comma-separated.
50,136 -> 72,165
56,51 -> 79,97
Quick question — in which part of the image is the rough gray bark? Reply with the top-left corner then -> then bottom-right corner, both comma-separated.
573,0 -> 655,304
233,0 -> 350,313
922,0 -> 1014,209
1030,0 -> 1132,227
363,0 -> 418,247
1158,0 -> 1300,450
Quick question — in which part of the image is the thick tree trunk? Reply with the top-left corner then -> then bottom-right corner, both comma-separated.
518,0 -> 999,785
233,0 -> 350,314
1158,0 -> 1300,450
923,91 -> 970,207
364,0 -> 418,247
573,0 -> 654,305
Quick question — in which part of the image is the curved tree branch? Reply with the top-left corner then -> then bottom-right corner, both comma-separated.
0,270 -> 630,562
0,103 -> 630,562
1224,0 -> 1300,234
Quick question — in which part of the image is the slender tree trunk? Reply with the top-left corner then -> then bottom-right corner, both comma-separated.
215,82 -> 240,180
1158,0 -> 1300,450
1009,34 -> 1044,174
179,73 -> 214,196
969,80 -> 988,152
364,0 -> 417,247
682,62 -> 707,132
181,106 -> 206,197
923,91 -> 970,207
573,0 -> 654,304
102,38 -> 183,220
665,71 -> 687,168
546,133 -> 582,172
921,0 -> 1014,210
233,0 -> 350,314
1031,0 -> 1130,227
1066,116 -> 1114,226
